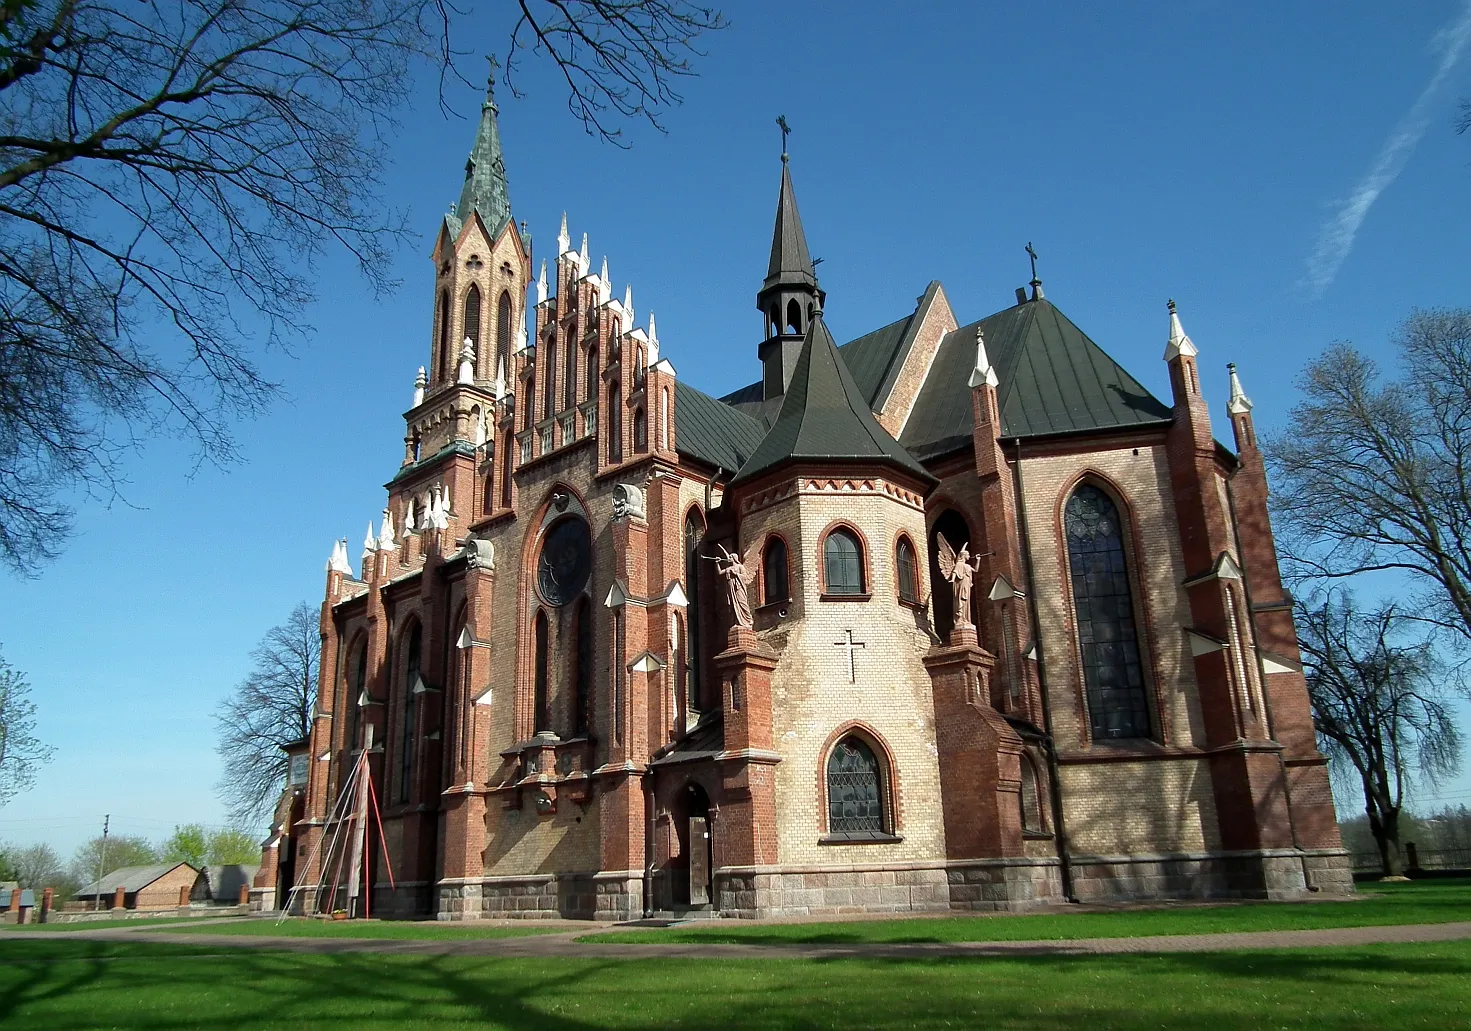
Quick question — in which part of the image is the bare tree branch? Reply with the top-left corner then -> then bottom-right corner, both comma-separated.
213,601 -> 318,826
0,1 -> 724,575
0,647 -> 51,806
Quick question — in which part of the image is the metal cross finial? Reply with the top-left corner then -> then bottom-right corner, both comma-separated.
484,54 -> 500,97
1026,241 -> 1039,282
777,115 -> 791,162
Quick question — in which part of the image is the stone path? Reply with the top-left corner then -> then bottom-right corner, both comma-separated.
48,919 -> 1471,960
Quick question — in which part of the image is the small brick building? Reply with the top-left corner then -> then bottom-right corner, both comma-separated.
262,77 -> 1351,921
75,863 -> 200,911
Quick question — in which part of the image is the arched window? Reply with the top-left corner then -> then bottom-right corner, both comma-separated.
500,433 -> 513,507
762,536 -> 789,605
495,291 -> 512,377
346,638 -> 367,752
533,611 -> 550,733
573,597 -> 592,734
785,298 -> 802,335
633,407 -> 647,451
437,289 -> 451,383
683,510 -> 704,709
523,376 -> 535,430
895,535 -> 919,605
586,345 -> 599,403
823,528 -> 864,596
1065,484 -> 1150,740
608,381 -> 622,462
398,624 -> 421,803
564,334 -> 577,411
463,284 -> 482,375
659,387 -> 669,450
482,465 -> 494,516
826,736 -> 884,837
1020,756 -> 1044,832
542,330 -> 557,420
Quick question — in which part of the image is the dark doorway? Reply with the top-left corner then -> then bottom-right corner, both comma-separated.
674,782 -> 713,908
930,509 -> 976,640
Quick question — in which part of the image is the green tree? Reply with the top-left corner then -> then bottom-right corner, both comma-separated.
0,649 -> 51,805
208,828 -> 262,865
0,843 -> 14,881
71,834 -> 156,885
161,824 -> 209,868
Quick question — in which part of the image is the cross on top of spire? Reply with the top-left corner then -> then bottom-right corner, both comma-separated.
777,114 -> 791,163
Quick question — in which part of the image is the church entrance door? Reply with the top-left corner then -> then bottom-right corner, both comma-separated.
674,781 -> 713,908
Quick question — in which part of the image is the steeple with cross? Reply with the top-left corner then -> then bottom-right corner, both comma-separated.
1026,241 -> 1044,301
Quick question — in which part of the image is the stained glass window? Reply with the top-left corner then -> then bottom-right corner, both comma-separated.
533,611 -> 549,733
398,625 -> 421,802
824,529 -> 864,595
1065,485 -> 1150,740
827,737 -> 884,835
496,291 -> 512,377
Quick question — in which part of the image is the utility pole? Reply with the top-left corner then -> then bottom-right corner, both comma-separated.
95,814 -> 110,911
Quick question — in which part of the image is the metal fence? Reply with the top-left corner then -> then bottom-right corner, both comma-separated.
1349,846 -> 1471,873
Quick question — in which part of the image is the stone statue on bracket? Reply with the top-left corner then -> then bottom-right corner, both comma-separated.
707,542 -> 757,629
612,483 -> 645,521
936,536 -> 982,629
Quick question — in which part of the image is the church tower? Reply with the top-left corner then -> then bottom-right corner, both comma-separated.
756,152 -> 824,404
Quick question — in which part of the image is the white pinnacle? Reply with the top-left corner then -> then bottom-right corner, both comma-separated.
968,327 -> 999,389
413,366 -> 426,407
623,285 -> 633,327
647,311 -> 660,367
377,510 -> 397,551
598,257 -> 611,305
515,306 -> 528,353
494,356 -> 507,400
458,336 -> 475,384
578,233 -> 589,275
1164,299 -> 1198,361
403,501 -> 416,534
362,522 -> 376,560
327,539 -> 352,575
536,260 -> 547,306
556,212 -> 569,255
1227,363 -> 1253,416
474,407 -> 487,446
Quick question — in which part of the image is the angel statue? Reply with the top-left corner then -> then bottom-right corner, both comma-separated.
706,543 -> 757,628
936,536 -> 982,629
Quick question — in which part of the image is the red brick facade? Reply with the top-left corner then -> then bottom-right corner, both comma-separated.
261,118 -> 1350,922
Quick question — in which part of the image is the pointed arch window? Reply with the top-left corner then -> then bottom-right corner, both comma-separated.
683,511 -> 704,709
564,333 -> 577,411
533,611 -> 550,733
826,736 -> 885,837
398,624 -> 421,802
608,381 -> 623,462
437,289 -> 451,384
1020,756 -> 1044,832
463,285 -> 482,375
762,536 -> 789,605
346,638 -> 367,752
785,298 -> 802,335
633,407 -> 647,452
496,291 -> 512,378
573,597 -> 592,735
586,345 -> 599,404
895,535 -> 919,605
1065,484 -> 1150,741
542,331 -> 557,420
823,528 -> 864,596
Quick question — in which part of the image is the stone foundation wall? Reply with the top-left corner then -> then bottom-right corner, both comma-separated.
436,871 -> 644,921
945,858 -> 1064,911
1069,848 -> 1355,901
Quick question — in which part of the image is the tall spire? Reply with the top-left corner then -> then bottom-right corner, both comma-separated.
764,158 -> 816,291
1227,362 -> 1253,415
1164,299 -> 1198,361
453,60 -> 511,237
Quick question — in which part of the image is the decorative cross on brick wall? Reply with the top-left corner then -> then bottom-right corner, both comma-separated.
833,629 -> 866,684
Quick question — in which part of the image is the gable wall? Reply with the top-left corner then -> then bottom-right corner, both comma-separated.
877,288 -> 958,439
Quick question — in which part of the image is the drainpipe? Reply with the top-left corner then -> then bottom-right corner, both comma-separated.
1224,467 -> 1310,890
1011,439 -> 1078,903
642,771 -> 656,918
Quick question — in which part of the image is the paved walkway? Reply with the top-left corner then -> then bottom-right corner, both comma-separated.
51,919 -> 1471,960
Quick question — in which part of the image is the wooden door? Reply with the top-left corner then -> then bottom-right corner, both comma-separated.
689,815 -> 709,905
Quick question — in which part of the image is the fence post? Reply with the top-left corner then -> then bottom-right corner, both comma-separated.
40,888 -> 52,924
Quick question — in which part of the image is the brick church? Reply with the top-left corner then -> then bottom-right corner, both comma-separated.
256,79 -> 1352,920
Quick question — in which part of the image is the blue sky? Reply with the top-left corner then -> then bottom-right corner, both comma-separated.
4,1 -> 1471,856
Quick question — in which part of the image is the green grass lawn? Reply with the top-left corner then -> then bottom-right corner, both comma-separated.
0,938 -> 1465,1029
0,916 -> 239,933
165,917 -> 567,940
581,877 -> 1471,945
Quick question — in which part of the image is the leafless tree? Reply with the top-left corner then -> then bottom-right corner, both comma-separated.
0,649 -> 50,806
0,0 -> 724,575
214,602 -> 319,825
1266,309 -> 1471,643
3,841 -> 69,891
1296,595 -> 1462,877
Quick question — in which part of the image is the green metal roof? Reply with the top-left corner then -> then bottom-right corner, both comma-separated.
730,314 -> 934,487
445,78 -> 511,241
899,298 -> 1173,459
673,379 -> 768,473
763,159 -> 817,292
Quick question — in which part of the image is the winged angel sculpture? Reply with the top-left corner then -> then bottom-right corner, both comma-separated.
707,543 -> 758,628
936,536 -> 982,629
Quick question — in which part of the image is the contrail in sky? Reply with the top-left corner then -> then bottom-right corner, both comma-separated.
1303,1 -> 1471,296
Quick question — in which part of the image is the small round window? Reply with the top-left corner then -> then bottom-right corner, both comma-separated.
537,516 -> 592,606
